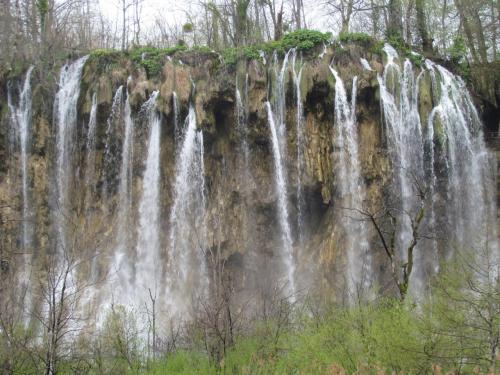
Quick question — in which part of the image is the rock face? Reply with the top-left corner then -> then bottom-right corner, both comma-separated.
0,44 -> 497,317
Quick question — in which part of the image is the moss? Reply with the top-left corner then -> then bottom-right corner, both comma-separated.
89,48 -> 121,59
129,45 -> 188,78
7,60 -> 30,79
418,71 -> 433,128
408,52 -> 424,68
191,45 -> 213,54
280,29 -> 332,51
432,111 -> 446,146
221,29 -> 331,66
339,32 -> 373,45
370,40 -> 385,55
299,65 -> 314,103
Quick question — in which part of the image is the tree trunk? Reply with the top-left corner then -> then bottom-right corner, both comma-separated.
404,0 -> 414,43
234,0 -> 250,46
121,0 -> 126,51
440,0 -> 447,51
416,0 -> 432,53
455,0 -> 480,63
274,3 -> 283,41
387,0 -> 404,42
470,5 -> 488,63
370,0 -> 379,37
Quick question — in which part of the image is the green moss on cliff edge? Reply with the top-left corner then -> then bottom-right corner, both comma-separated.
222,29 -> 332,66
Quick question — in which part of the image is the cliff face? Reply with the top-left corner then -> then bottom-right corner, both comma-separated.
0,43 -> 497,314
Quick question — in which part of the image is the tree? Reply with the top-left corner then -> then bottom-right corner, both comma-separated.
324,0 -> 363,34
347,171 -> 429,301
415,0 -> 432,53
422,244 -> 499,372
387,0 -> 404,41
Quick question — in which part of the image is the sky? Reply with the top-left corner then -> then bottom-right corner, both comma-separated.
98,0 -> 330,36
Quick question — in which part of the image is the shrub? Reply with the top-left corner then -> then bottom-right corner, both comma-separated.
338,31 -> 373,44
221,29 -> 331,66
129,45 -> 187,77
448,36 -> 467,64
280,29 -> 332,51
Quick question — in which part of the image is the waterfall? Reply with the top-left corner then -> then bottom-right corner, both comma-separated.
236,86 -> 249,172
265,101 -> 296,299
8,66 -> 34,252
330,67 -> 371,298
136,91 -> 161,300
54,56 -> 88,253
84,93 -> 98,210
167,105 -> 207,316
110,86 -> 135,304
292,50 -> 306,245
102,86 -> 124,197
173,91 -> 181,143
7,67 -> 34,320
273,50 -> 291,155
425,61 -> 498,255
377,45 -> 426,291
360,58 -> 374,71
378,44 -> 498,293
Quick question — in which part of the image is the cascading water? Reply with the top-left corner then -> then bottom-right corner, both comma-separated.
265,101 -> 296,299
377,45 -> 427,291
54,56 -> 88,253
135,91 -> 161,302
8,66 -> 34,319
425,61 -> 498,255
8,66 -> 34,252
330,67 -> 372,298
109,85 -> 135,305
166,105 -> 207,317
102,86 -> 124,197
292,50 -> 306,245
273,50 -> 291,155
236,85 -> 250,175
360,58 -> 374,71
84,93 -> 98,210
265,50 -> 297,298
378,44 -> 498,293
173,91 -> 182,144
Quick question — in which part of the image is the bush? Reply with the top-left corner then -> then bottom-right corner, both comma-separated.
129,45 -> 187,77
338,31 -> 373,44
221,29 -> 331,66
448,36 -> 467,64
280,29 -> 332,51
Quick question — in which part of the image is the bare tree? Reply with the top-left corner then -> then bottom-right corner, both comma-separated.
346,171 -> 429,301
324,0 -> 365,34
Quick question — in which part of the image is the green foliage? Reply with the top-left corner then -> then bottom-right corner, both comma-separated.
408,52 -> 425,68
387,34 -> 406,52
129,45 -> 187,77
191,45 -> 214,54
36,0 -> 48,13
182,23 -> 194,33
90,48 -> 121,59
421,247 -> 500,373
88,48 -> 122,68
221,29 -> 331,66
144,351 -> 213,375
449,36 -> 467,63
446,36 -> 471,80
339,31 -> 373,44
280,29 -> 332,51
8,60 -> 30,79
221,47 -> 239,66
